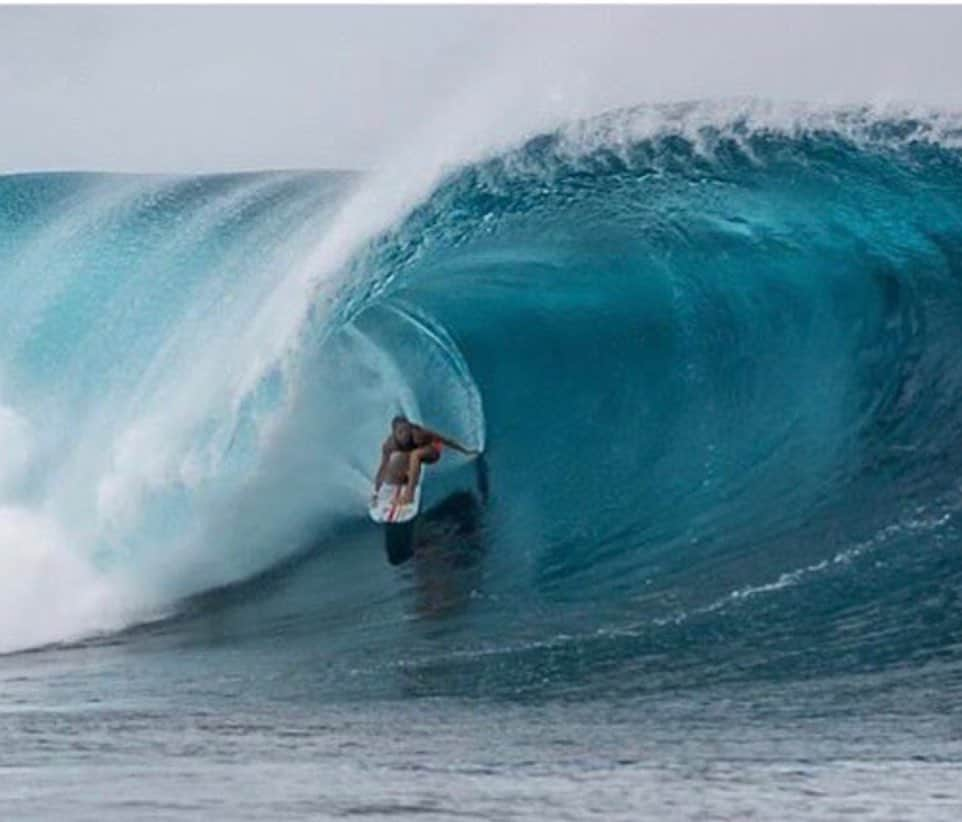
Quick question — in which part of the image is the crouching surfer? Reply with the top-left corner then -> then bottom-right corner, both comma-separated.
372,415 -> 478,507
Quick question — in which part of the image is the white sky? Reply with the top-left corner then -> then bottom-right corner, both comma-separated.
2,5 -> 961,173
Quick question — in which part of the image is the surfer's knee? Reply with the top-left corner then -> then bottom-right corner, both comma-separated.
418,445 -> 440,465
412,444 -> 439,465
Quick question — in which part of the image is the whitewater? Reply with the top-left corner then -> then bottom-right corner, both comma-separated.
2,102 -> 962,820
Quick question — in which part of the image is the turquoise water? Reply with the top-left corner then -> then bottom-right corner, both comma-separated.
1,103 -> 962,817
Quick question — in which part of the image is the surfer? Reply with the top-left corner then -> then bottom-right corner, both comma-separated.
373,415 -> 477,506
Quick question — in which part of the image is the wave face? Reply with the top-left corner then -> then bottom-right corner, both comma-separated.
3,105 -> 962,699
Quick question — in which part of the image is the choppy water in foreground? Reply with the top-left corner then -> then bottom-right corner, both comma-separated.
3,644 -> 961,820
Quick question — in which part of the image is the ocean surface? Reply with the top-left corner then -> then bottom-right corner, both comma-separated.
2,103 -> 962,819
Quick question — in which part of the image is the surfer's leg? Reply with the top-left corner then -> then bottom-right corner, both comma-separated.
385,452 -> 409,485
402,449 -> 429,503
405,453 -> 422,496
419,444 -> 441,465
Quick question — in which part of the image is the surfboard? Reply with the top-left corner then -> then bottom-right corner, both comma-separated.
369,481 -> 422,524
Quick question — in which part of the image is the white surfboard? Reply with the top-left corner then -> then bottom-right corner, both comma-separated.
369,482 -> 422,524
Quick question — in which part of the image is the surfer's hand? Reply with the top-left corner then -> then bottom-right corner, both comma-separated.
399,488 -> 413,506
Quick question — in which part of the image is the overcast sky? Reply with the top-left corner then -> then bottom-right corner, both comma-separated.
2,5 -> 961,173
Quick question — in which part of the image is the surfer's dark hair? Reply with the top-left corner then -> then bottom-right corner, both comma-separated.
391,415 -> 409,427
